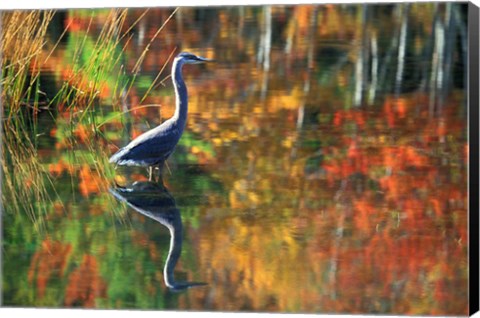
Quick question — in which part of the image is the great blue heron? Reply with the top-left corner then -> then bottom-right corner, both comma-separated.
109,52 -> 212,181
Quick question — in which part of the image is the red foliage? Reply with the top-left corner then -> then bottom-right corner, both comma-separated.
319,94 -> 468,314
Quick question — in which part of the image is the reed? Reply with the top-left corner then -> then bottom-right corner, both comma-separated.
1,11 -> 57,231
1,11 -> 55,117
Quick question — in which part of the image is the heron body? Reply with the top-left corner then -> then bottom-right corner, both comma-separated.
109,52 -> 211,180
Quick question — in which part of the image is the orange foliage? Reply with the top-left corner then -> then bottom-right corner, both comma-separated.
78,164 -> 107,197
28,239 -> 72,298
74,124 -> 92,143
49,159 -> 75,177
64,254 -> 107,307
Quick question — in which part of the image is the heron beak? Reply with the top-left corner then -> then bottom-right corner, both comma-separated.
196,56 -> 214,63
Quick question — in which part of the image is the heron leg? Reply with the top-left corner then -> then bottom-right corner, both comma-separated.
156,163 -> 165,185
148,166 -> 153,181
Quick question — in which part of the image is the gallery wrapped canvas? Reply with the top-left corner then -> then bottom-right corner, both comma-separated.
1,1 -> 478,316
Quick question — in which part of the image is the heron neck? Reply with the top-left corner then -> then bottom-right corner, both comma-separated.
172,59 -> 188,127
163,213 -> 183,289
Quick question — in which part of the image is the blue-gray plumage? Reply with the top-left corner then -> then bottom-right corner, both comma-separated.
109,52 -> 212,181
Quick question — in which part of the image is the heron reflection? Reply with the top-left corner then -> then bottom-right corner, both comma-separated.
110,181 -> 207,291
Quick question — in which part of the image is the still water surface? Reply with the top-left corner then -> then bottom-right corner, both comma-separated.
2,4 -> 468,315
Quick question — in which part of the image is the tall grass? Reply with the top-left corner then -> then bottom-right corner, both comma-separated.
1,11 -> 54,117
1,11 -> 56,231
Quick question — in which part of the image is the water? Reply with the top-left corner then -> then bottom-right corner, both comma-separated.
2,4 -> 469,314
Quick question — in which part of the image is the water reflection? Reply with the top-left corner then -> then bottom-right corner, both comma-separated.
110,181 -> 207,292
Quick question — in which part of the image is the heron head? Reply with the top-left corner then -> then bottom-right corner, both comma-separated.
176,52 -> 213,64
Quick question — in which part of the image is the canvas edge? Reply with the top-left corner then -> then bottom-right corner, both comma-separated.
469,1 -> 480,316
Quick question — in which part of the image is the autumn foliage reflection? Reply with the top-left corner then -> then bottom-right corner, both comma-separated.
64,255 -> 107,307
28,239 -> 72,299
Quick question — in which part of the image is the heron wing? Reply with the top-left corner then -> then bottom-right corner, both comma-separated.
110,120 -> 181,166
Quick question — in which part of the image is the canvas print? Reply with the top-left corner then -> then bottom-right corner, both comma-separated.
0,2 -> 475,315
